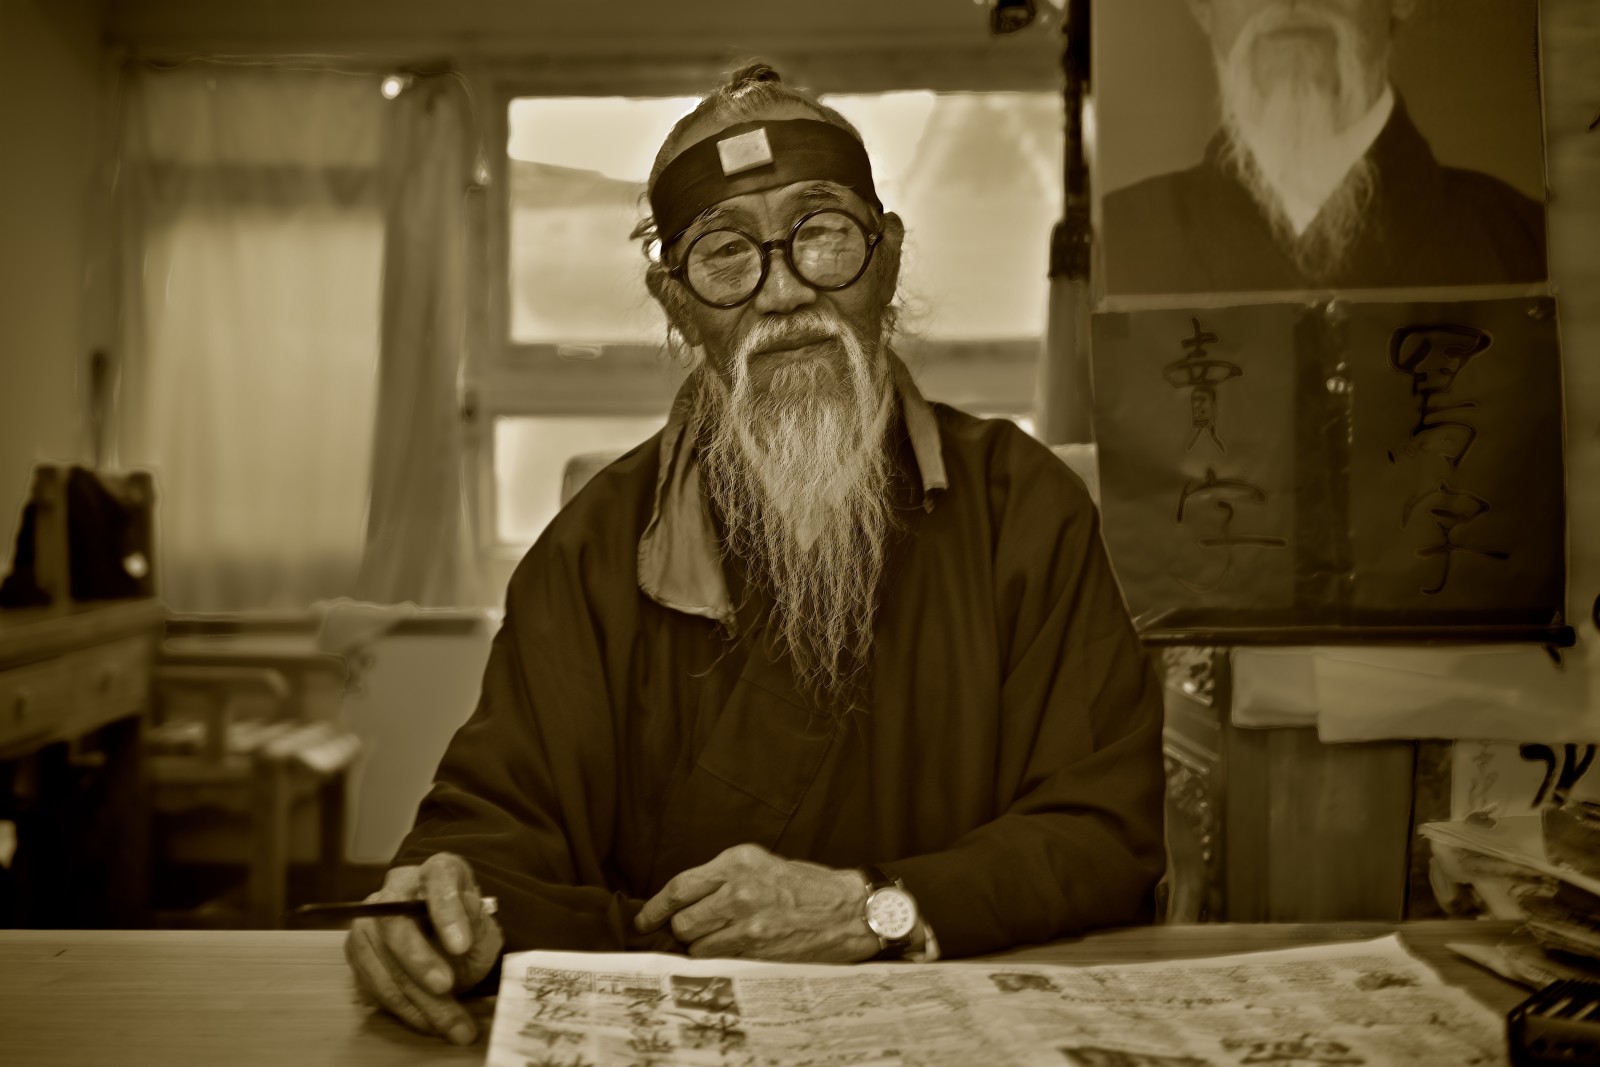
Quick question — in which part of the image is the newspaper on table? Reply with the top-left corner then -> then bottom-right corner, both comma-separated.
486,934 -> 1507,1067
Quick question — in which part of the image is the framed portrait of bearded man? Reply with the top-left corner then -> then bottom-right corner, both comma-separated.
1094,0 -> 1549,296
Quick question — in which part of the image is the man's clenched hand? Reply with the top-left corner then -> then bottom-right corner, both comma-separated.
636,843 -> 880,961
343,853 -> 504,1045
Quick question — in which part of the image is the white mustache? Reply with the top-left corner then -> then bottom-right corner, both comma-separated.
733,310 -> 846,367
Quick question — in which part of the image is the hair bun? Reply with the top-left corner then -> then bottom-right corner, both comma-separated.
727,62 -> 782,87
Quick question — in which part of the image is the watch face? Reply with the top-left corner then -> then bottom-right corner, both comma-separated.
865,886 -> 917,941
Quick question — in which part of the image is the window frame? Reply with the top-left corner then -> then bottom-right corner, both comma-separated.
475,50 -> 1062,577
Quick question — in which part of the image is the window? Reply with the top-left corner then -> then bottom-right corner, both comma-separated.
493,414 -> 666,544
484,88 -> 1062,560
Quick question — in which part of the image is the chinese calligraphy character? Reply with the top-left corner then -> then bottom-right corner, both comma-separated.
1399,482 -> 1509,596
1175,468 -> 1288,591
1164,317 -> 1242,453
1386,323 -> 1492,470
1386,323 -> 1508,595
1221,1034 -> 1363,1065
679,1014 -> 748,1055
1518,743 -> 1596,808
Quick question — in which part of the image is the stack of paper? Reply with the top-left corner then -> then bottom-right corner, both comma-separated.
1422,816 -> 1600,970
1228,644 -> 1600,741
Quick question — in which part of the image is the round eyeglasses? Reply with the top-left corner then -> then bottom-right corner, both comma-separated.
667,208 -> 882,309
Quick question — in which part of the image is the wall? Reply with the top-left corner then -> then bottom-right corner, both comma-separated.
0,0 -> 108,569
341,618 -> 495,863
1546,0 -> 1600,628
106,0 -> 1057,61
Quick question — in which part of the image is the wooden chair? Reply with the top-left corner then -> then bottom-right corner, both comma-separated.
147,664 -> 361,928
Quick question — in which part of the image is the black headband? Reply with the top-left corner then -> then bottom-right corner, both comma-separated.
648,118 -> 882,246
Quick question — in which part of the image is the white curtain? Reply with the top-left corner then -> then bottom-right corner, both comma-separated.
116,64 -> 384,611
356,74 -> 480,607
116,63 -> 479,611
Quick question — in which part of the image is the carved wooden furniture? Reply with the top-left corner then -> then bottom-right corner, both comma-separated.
0,598 -> 164,927
1160,648 -> 1225,922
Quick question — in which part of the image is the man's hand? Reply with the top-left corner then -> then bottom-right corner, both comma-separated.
635,843 -> 880,961
343,853 -> 504,1045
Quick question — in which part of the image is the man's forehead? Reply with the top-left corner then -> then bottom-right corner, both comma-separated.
694,181 -> 868,227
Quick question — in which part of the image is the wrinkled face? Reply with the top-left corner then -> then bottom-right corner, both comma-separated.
665,180 -> 902,394
650,104 -> 903,393
1192,0 -> 1395,104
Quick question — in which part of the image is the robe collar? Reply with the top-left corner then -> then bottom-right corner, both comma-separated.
636,348 -> 947,628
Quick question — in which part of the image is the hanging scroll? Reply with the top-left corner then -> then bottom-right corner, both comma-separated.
1091,297 -> 1564,638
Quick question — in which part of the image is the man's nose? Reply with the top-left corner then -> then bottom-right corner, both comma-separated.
751,249 -> 818,314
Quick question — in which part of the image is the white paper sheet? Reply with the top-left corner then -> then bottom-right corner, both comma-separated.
1228,643 -> 1600,742
1421,816 -> 1600,898
1229,647 -> 1320,728
486,935 -> 1507,1067
1314,644 -> 1600,743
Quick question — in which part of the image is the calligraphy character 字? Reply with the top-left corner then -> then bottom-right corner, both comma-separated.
1400,482 -> 1508,595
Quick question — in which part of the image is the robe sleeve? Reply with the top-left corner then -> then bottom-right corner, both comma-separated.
391,535 -> 681,955
882,435 -> 1167,958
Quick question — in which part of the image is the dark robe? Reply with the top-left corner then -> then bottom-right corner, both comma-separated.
394,378 -> 1166,960
1101,96 -> 1548,295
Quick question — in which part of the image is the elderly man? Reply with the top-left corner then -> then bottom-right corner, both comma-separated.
1102,0 -> 1547,293
345,64 -> 1166,1045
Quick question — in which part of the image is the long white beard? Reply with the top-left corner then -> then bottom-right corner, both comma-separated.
692,307 -> 897,712
1215,2 -> 1381,279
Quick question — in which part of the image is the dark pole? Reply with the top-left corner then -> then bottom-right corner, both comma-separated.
1035,0 -> 1095,444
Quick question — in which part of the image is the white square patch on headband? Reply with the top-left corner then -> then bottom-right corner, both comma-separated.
716,127 -> 774,176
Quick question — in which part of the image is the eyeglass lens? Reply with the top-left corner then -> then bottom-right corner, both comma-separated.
683,210 -> 870,306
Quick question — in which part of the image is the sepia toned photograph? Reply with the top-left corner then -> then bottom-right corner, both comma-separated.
1,0 -> 1598,1064
1096,0 -> 1550,294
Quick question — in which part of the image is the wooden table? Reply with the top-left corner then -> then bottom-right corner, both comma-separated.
0,598 -> 165,927
0,922 -> 1527,1066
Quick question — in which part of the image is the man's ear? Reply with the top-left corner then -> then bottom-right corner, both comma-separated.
872,212 -> 906,310
646,268 -> 703,347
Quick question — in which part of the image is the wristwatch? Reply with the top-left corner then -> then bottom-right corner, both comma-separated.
860,865 -> 918,959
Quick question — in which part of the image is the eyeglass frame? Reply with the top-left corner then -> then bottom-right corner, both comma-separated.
663,207 -> 885,310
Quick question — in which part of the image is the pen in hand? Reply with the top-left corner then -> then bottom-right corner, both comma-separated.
290,896 -> 499,929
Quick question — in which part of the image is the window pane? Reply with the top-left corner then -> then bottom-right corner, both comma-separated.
507,97 -> 696,345
494,415 -> 666,544
505,92 -> 1061,345
822,92 -> 1061,340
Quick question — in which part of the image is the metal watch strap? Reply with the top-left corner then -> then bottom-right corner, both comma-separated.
861,864 -> 914,960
